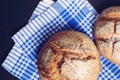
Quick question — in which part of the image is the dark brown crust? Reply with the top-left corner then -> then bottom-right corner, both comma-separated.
94,6 -> 120,65
38,31 -> 101,80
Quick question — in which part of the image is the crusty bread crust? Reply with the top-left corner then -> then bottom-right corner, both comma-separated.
38,31 -> 101,80
100,6 -> 120,16
94,6 -> 120,66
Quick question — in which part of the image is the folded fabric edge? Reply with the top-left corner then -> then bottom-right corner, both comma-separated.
11,2 -> 57,47
2,59 -> 40,80
2,43 -> 40,80
2,64 -> 21,80
11,0 -> 61,47
29,0 -> 54,22
2,44 -> 23,80
12,0 -> 55,46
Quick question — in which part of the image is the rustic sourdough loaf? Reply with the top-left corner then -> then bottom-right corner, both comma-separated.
38,31 -> 101,80
94,6 -> 120,65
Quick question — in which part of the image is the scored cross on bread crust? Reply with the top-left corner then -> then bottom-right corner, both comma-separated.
94,6 -> 120,65
39,42 -> 96,80
38,31 -> 101,80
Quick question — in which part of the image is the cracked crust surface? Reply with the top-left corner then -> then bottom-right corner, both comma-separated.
94,6 -> 120,65
38,31 -> 101,80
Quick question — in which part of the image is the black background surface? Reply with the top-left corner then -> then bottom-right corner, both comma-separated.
1,0 -> 120,80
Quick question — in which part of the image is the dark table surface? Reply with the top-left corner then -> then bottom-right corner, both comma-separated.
1,0 -> 120,80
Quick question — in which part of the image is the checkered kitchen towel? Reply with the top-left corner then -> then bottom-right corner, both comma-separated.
2,0 -> 120,80
29,0 -> 54,22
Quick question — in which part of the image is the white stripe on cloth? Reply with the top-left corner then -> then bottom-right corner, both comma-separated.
29,0 -> 54,22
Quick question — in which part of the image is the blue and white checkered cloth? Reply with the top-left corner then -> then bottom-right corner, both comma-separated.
2,0 -> 120,80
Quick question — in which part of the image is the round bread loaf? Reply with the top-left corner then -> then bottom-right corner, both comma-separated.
38,31 -> 101,80
94,6 -> 120,65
